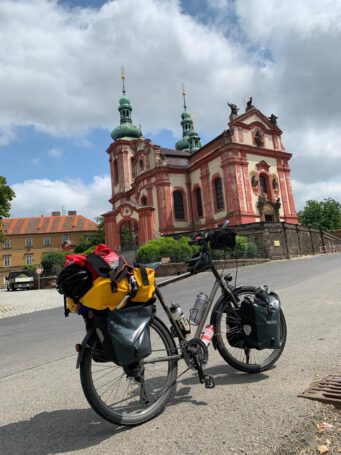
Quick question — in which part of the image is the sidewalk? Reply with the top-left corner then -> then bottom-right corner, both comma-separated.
0,288 -> 62,319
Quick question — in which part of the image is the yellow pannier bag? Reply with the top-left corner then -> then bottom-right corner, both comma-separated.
79,267 -> 155,311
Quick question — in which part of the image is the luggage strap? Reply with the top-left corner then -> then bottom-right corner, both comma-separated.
86,253 -> 150,297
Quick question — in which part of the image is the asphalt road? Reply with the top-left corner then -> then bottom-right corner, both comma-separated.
1,254 -> 341,454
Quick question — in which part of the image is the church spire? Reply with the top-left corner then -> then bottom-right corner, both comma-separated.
175,85 -> 201,153
111,68 -> 142,141
121,65 -> 126,96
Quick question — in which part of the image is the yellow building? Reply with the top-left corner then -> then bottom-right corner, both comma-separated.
0,211 -> 98,285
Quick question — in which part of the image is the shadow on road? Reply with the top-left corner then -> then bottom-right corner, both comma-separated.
1,408 -> 129,455
171,385 -> 208,407
179,363 -> 269,386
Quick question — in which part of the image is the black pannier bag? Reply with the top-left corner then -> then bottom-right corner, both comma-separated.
94,302 -> 155,367
209,230 -> 236,250
240,287 -> 282,350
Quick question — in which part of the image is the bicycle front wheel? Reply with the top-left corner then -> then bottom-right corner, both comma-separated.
214,287 -> 287,373
80,316 -> 178,426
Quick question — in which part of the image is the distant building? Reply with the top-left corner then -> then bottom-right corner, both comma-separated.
0,211 -> 98,284
103,76 -> 298,251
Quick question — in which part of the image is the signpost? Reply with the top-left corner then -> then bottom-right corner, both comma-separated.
36,267 -> 43,290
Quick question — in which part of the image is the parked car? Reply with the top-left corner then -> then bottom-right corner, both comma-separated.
6,271 -> 34,291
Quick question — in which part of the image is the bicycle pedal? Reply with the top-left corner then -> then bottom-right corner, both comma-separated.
204,375 -> 215,389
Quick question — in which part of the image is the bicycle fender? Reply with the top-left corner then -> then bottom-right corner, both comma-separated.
76,328 -> 96,369
210,295 -> 227,350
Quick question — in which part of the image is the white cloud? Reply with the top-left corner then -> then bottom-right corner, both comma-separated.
48,147 -> 63,158
0,0 -> 257,141
11,176 -> 112,220
292,179 -> 341,210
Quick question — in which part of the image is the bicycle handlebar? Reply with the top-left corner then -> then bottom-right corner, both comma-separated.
188,226 -> 237,252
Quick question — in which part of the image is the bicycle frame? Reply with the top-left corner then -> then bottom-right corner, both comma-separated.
155,261 -> 239,343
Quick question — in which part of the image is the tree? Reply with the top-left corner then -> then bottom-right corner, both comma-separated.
41,251 -> 66,276
0,176 -> 15,242
298,198 -> 341,231
73,216 -> 105,253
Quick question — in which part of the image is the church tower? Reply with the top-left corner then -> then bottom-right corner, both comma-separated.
175,86 -> 201,153
109,68 -> 142,194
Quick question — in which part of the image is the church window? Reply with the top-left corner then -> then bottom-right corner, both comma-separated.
173,191 -> 185,220
259,175 -> 268,194
214,177 -> 224,210
195,187 -> 203,218
141,195 -> 147,206
113,159 -> 118,185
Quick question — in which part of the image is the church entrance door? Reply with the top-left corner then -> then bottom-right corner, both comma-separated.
120,220 -> 139,252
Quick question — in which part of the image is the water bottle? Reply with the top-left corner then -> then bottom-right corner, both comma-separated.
190,292 -> 209,325
201,324 -> 215,346
170,303 -> 191,335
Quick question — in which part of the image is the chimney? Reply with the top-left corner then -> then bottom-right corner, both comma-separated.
68,210 -> 77,216
51,211 -> 61,216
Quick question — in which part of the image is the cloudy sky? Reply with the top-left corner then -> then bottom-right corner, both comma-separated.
1,0 -> 341,220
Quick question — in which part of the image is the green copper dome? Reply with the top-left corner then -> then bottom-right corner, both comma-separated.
111,73 -> 142,141
175,136 -> 190,151
119,96 -> 131,107
111,122 -> 142,141
181,111 -> 191,120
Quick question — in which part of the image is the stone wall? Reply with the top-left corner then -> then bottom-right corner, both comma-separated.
232,222 -> 341,259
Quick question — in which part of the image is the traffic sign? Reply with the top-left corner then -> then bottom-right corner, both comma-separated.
36,267 -> 43,275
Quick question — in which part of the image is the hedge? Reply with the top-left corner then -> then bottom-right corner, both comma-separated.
136,236 -> 199,263
136,234 -> 258,263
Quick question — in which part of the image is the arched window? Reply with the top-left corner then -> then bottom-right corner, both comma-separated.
141,195 -> 147,206
195,187 -> 203,218
113,159 -> 118,185
173,191 -> 185,220
214,177 -> 224,210
259,175 -> 268,194
139,159 -> 144,171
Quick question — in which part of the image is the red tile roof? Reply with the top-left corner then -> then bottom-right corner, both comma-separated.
3,215 -> 98,235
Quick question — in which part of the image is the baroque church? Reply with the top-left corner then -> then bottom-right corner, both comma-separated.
103,74 -> 298,251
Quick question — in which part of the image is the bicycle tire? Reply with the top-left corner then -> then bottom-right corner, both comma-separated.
214,286 -> 287,373
80,316 -> 178,426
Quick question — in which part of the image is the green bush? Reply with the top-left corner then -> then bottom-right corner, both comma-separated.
136,236 -> 197,263
41,251 -> 67,276
136,234 -> 258,263
233,235 -> 258,258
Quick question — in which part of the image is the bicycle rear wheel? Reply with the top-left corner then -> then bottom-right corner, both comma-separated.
80,316 -> 178,426
214,287 -> 287,373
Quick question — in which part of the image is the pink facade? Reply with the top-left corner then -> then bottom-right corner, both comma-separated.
103,106 -> 298,251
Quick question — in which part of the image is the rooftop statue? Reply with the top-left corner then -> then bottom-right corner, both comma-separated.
268,114 -> 278,125
245,96 -> 255,112
227,102 -> 239,122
